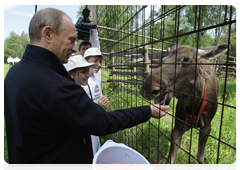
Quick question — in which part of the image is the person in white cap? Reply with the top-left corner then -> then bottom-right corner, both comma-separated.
64,55 -> 107,156
84,47 -> 105,75
64,55 -> 109,108
64,55 -> 97,86
83,48 -> 108,108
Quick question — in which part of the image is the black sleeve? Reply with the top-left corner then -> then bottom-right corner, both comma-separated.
49,83 -> 151,136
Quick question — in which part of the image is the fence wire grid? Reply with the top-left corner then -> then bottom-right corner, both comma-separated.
93,5 -> 236,164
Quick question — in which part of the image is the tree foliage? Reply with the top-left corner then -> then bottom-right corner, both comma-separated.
4,5 -> 235,63
4,31 -> 30,63
77,5 -> 235,58
149,5 -> 236,53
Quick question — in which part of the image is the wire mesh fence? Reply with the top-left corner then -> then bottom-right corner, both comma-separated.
95,5 -> 236,164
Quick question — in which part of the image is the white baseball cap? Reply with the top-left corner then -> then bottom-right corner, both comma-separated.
64,55 -> 98,72
84,47 -> 106,60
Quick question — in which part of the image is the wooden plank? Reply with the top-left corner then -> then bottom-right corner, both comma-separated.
110,71 -> 148,77
144,40 -> 150,73
97,25 -> 175,47
111,50 -> 115,80
108,63 -> 147,67
149,64 -> 160,68
115,87 -> 141,96
99,37 -> 140,46
107,63 -> 160,68
107,65 -> 134,69
132,54 -> 144,59
107,79 -> 143,85
115,67 -> 134,70
109,49 -> 146,57
102,49 -> 169,59
148,52 -> 170,59
107,51 -> 169,59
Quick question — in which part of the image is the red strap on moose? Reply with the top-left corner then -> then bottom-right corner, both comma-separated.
185,79 -> 207,124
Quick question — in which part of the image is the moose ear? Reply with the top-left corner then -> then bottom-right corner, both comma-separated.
198,44 -> 229,61
170,44 -> 181,53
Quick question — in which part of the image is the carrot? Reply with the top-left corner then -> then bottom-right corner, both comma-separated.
103,154 -> 131,170
136,165 -> 145,170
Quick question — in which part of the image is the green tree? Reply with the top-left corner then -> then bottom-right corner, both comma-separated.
149,5 -> 236,56
75,5 -> 235,57
76,5 -> 86,19
4,31 -> 30,63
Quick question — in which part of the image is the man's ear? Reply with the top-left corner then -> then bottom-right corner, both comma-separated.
42,26 -> 53,43
69,71 -> 74,78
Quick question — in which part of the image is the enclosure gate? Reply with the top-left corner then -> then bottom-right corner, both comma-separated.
94,5 -> 236,164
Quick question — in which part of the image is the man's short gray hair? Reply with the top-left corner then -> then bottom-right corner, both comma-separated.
29,8 -> 71,44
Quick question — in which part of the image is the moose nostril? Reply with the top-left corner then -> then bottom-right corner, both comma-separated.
152,90 -> 160,96
144,94 -> 150,100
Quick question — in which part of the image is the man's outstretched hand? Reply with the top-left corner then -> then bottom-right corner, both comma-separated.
150,104 -> 169,119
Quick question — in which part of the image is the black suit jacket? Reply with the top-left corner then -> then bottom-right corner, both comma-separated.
4,44 -> 151,164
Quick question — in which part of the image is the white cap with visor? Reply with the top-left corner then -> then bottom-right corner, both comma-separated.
64,55 -> 98,72
84,47 -> 106,60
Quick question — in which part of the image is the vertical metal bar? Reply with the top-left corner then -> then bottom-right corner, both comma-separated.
142,5 -> 145,156
133,5 -> 136,150
188,5 -> 202,164
194,5 -> 198,31
169,5 -> 180,164
35,5 -> 37,13
158,4 -> 165,164
141,5 -> 143,155
174,6 -> 177,36
122,5 -> 125,144
116,5 -> 119,143
224,5 -> 228,23
125,5 -> 128,145
130,5 -> 132,149
148,5 -> 151,161
216,5 -> 232,164
136,4 -> 138,152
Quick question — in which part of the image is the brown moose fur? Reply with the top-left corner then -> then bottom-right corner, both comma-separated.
140,44 -> 228,163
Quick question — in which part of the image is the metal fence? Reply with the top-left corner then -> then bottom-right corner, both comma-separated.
94,5 -> 236,164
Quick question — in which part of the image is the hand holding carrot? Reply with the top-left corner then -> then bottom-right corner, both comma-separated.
150,104 -> 169,119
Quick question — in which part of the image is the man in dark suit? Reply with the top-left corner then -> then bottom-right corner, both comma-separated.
4,8 -> 169,164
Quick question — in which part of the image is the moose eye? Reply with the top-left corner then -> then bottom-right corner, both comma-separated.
152,90 -> 160,96
181,58 -> 189,63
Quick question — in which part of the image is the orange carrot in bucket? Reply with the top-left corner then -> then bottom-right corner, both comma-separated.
103,154 -> 131,170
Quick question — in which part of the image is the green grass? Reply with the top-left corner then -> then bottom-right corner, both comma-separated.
4,120 -> 8,163
101,69 -> 236,164
4,66 -> 236,164
4,64 -> 10,77
4,64 -> 9,163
